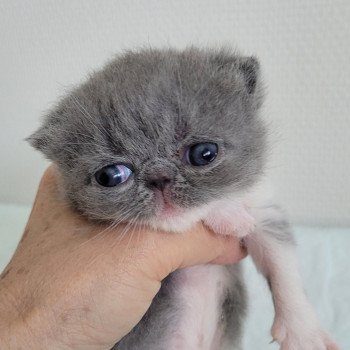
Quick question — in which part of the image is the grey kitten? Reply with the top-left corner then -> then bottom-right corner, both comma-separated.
29,47 -> 338,350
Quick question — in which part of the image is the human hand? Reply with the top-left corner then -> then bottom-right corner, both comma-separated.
0,166 -> 247,350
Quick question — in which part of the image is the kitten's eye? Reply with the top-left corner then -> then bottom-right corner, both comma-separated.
186,143 -> 218,166
95,164 -> 132,187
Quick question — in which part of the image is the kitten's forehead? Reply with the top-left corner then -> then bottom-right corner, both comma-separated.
71,48 -> 251,151
30,46 -> 264,168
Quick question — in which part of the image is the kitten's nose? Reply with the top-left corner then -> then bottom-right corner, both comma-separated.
147,176 -> 173,191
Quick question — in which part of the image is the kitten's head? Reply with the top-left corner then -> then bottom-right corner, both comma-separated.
28,47 -> 266,231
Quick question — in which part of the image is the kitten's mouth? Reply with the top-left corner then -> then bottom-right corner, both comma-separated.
160,204 -> 177,218
153,190 -> 184,219
148,189 -> 208,233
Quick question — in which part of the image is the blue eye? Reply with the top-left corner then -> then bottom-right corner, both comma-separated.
95,164 -> 132,187
186,143 -> 218,166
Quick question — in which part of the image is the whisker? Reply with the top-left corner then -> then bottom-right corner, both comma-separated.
75,207 -> 136,250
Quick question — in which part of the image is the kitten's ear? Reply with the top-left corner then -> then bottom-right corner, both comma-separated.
27,125 -> 48,153
238,56 -> 260,95
26,117 -> 62,162
211,52 -> 261,95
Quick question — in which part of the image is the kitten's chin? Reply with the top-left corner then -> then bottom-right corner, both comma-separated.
147,205 -> 211,233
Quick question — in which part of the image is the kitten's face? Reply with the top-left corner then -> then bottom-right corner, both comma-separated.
29,48 -> 266,231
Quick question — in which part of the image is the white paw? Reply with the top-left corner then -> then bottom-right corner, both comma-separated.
271,317 -> 340,350
205,202 -> 256,237
229,209 -> 256,237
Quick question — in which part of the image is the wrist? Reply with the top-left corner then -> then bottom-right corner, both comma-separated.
0,284 -> 68,350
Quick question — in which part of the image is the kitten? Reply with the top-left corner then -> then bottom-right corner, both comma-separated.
29,47 -> 338,350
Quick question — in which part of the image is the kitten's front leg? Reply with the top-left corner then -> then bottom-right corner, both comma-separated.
245,205 -> 339,350
206,200 -> 338,350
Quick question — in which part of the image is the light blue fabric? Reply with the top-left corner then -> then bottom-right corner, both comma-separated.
1,203 -> 349,349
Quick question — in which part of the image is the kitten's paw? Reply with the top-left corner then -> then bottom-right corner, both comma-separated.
229,209 -> 256,237
271,317 -> 339,350
205,203 -> 256,237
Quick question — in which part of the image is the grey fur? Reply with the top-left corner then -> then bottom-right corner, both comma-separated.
217,266 -> 247,350
253,204 -> 296,245
28,47 -> 266,223
113,266 -> 246,350
28,47 -> 268,349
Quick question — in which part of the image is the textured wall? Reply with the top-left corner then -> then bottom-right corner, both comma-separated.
1,0 -> 349,225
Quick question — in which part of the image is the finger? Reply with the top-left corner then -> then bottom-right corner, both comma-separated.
212,241 -> 247,265
24,165 -> 93,247
150,222 -> 247,280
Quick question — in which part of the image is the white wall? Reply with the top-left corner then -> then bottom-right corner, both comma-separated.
1,0 -> 349,226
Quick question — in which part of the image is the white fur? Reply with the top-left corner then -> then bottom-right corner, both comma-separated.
245,204 -> 339,350
148,204 -> 211,233
167,265 -> 229,350
204,198 -> 255,237
148,181 -> 338,349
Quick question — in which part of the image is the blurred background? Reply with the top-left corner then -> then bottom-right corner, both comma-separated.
1,1 -> 349,349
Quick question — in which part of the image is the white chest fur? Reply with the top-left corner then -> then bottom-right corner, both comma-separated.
168,265 -> 231,350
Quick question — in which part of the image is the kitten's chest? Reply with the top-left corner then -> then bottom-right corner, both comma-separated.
169,265 -> 231,350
